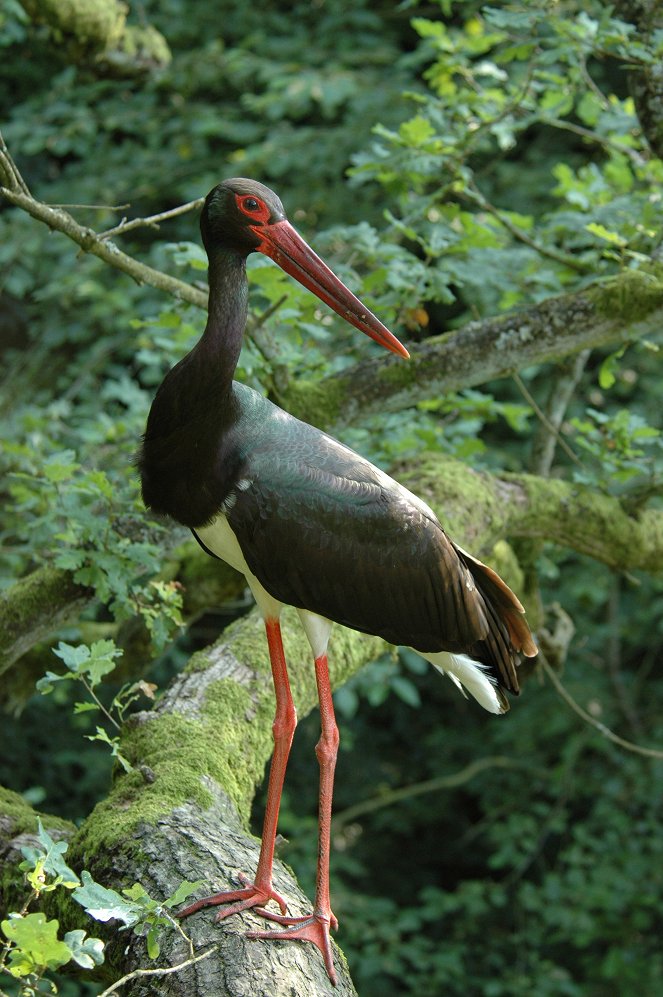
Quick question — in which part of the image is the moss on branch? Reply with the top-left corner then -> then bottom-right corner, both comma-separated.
283,265 -> 663,430
0,567 -> 92,675
20,0 -> 171,76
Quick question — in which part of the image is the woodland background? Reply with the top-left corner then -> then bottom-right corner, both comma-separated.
1,0 -> 663,995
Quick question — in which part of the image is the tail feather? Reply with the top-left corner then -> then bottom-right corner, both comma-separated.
430,543 -> 538,711
426,651 -> 510,714
460,548 -> 538,660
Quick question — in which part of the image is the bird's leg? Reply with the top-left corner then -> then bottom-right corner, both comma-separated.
248,651 -> 340,986
178,617 -> 296,922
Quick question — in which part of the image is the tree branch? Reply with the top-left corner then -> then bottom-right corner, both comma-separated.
0,185 -> 208,310
19,0 -> 171,78
3,454 -> 662,990
616,0 -> 663,157
99,198 -> 205,241
4,456 -> 663,677
0,568 -> 92,676
281,266 -> 663,427
3,135 -> 661,436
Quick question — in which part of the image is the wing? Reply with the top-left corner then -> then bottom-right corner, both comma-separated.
224,405 -> 531,691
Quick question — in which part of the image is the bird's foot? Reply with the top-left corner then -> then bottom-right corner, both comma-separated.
248,908 -> 338,986
177,873 -> 288,922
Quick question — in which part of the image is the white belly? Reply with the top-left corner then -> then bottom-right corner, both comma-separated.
195,514 -> 333,658
196,514 -> 282,620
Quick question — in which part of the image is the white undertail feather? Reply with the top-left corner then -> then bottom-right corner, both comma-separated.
424,650 -> 506,714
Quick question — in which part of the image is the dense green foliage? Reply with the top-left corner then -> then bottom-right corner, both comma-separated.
1,0 -> 662,994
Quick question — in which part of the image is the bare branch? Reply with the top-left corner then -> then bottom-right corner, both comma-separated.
99,198 -> 206,240
464,181 -> 593,273
96,946 -> 219,997
526,351 -> 591,476
332,756 -> 547,832
0,185 -> 208,309
541,657 -> 663,759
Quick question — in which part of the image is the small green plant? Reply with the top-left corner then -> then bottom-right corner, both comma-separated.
0,822 -> 203,996
36,640 -> 157,773
1,823 -> 104,995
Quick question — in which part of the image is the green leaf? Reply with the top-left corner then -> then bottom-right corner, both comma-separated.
52,642 -> 91,673
598,347 -> 626,389
20,822 -> 80,889
85,639 -> 123,684
1,913 -> 72,975
73,701 -> 100,714
36,669 -> 75,694
63,929 -> 105,969
72,871 -> 143,927
585,222 -> 627,247
391,675 -> 421,708
164,879 -> 206,909
146,925 -> 161,960
42,451 -> 79,482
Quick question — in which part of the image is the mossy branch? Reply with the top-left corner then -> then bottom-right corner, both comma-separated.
3,456 -> 663,675
282,267 -> 663,428
4,457 -> 662,991
0,568 -> 92,676
3,134 -> 662,437
0,786 -> 76,914
19,0 -> 171,78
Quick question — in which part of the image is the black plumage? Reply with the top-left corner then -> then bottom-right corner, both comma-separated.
137,178 -> 536,983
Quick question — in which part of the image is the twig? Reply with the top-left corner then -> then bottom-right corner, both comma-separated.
96,945 -> 218,997
0,185 -> 208,310
81,677 -> 121,731
247,293 -> 289,371
99,197 -> 206,240
0,131 -> 30,195
541,657 -> 663,759
52,203 -> 131,212
542,116 -> 645,166
512,371 -> 586,471
464,180 -> 592,273
332,756 -> 547,831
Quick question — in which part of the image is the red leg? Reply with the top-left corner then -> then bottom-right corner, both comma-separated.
178,617 -> 297,922
248,652 -> 340,985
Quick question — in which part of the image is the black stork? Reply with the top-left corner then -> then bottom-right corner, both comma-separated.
138,178 -> 537,985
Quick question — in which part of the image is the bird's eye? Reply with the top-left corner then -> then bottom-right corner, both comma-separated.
235,192 -> 271,223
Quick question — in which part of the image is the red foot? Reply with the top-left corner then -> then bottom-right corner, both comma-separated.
248,909 -> 338,986
177,873 -> 288,922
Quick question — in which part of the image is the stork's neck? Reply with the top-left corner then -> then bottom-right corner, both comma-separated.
197,248 -> 249,394
139,247 -> 251,527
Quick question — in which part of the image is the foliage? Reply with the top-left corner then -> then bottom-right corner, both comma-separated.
1,823 -> 105,994
35,639 -> 160,773
0,822 -> 202,995
1,0 -> 662,994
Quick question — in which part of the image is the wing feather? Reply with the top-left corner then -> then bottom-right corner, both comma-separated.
224,388 -> 535,695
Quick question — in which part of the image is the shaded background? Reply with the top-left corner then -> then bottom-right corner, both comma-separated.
1,1 -> 662,994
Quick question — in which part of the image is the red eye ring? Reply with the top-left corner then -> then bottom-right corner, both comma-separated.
236,193 -> 271,223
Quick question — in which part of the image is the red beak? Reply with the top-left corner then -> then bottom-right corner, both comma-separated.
251,219 -> 409,359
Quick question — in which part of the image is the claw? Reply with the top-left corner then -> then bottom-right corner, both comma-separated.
177,876 -> 288,921
248,910 -> 337,986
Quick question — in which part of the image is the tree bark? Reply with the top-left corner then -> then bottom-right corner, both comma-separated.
281,267 -> 663,428
617,0 -> 663,157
